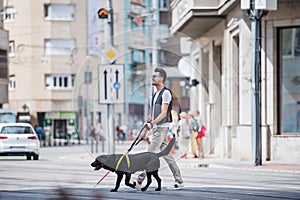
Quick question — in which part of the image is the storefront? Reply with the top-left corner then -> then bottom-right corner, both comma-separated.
43,111 -> 78,145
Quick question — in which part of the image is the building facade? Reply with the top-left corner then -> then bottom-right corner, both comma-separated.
2,0 -> 190,148
170,0 -> 300,162
3,0 -> 88,142
0,0 -> 9,108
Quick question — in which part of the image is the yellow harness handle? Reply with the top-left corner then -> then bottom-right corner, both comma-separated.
115,153 -> 130,171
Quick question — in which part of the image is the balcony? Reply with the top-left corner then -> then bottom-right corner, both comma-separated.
170,0 -> 238,38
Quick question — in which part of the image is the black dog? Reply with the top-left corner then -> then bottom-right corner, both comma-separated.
91,137 -> 175,192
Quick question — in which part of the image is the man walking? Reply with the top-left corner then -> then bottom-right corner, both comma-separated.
135,67 -> 184,190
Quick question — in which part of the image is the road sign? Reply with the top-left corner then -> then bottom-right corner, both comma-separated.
98,8 -> 108,19
98,64 -> 124,104
104,46 -> 119,63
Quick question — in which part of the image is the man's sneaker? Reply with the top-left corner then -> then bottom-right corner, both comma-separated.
134,181 -> 142,190
167,183 -> 184,190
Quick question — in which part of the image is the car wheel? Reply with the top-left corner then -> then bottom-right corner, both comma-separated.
26,154 -> 32,160
33,154 -> 39,160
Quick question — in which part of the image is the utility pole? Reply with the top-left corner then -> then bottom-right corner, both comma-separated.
84,61 -> 92,146
242,0 -> 276,166
152,0 -> 159,69
144,2 -> 151,121
249,0 -> 267,166
144,0 -> 159,121
106,0 -> 115,154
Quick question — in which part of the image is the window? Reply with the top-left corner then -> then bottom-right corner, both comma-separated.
97,112 -> 102,123
45,39 -> 75,55
233,35 -> 240,124
9,75 -> 16,91
159,0 -> 169,11
279,27 -> 300,134
0,50 -> 8,79
4,7 -> 16,22
9,41 -> 15,57
44,4 -> 75,21
1,126 -> 34,134
45,74 -> 75,90
132,49 -> 145,63
159,24 -> 169,40
130,17 -> 146,34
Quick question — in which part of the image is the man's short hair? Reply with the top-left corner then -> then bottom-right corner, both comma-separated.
154,67 -> 167,83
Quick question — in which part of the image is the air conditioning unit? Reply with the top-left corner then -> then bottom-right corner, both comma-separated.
241,0 -> 277,10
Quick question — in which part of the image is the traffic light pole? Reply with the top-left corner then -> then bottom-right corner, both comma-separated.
106,0 -> 115,154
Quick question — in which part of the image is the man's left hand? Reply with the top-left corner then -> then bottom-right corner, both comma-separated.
145,122 -> 153,130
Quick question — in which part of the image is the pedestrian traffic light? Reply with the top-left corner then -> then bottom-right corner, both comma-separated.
98,8 -> 108,19
191,79 -> 199,87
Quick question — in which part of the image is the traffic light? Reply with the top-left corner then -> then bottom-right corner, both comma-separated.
98,8 -> 108,19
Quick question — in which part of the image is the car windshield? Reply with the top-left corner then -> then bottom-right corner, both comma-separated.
0,126 -> 34,134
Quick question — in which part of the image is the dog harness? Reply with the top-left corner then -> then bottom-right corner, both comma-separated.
115,153 -> 130,171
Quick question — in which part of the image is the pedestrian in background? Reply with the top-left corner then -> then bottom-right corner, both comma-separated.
43,125 -> 51,146
188,111 -> 199,158
35,125 -> 44,145
178,111 -> 191,158
116,125 -> 125,144
195,110 -> 205,158
94,123 -> 104,142
168,122 -> 176,154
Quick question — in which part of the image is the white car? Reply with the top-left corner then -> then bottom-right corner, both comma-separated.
0,123 -> 40,160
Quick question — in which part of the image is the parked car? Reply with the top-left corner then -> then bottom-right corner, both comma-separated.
0,123 -> 40,160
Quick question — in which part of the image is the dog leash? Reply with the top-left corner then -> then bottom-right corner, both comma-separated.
127,125 -> 149,152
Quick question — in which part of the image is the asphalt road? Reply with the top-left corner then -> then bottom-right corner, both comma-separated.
0,142 -> 299,200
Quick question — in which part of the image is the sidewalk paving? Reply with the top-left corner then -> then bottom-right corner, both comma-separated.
176,155 -> 300,173
52,141 -> 300,174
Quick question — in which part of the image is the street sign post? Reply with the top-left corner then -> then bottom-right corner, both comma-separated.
98,64 -> 125,104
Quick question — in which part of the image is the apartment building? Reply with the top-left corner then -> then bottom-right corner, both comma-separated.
0,0 -> 9,108
3,0 -> 89,142
170,0 -> 300,162
2,0 -> 188,147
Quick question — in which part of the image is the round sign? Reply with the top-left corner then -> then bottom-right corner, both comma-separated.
178,56 -> 192,77
113,82 -> 121,90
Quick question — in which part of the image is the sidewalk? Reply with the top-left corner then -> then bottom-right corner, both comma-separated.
56,141 -> 300,174
176,155 -> 300,173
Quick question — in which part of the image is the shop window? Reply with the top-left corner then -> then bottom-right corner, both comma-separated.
45,39 -> 75,55
44,4 -> 75,21
279,26 -> 300,133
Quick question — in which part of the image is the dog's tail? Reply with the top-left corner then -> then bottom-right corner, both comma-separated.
156,134 -> 175,157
